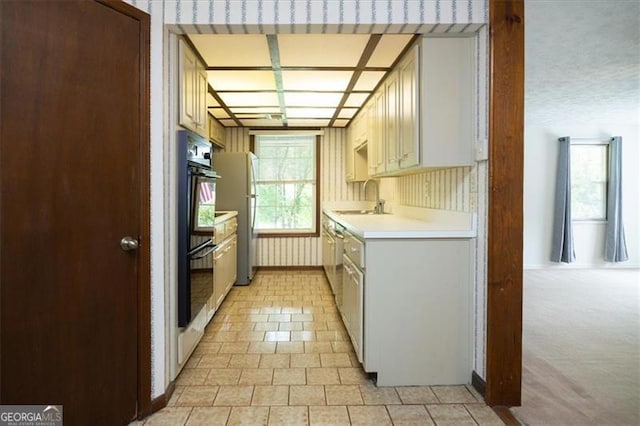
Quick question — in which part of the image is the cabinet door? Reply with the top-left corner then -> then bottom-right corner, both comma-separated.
385,70 -> 400,173
420,37 -> 474,167
195,63 -> 208,136
213,246 -> 226,309
399,46 -> 420,170
341,254 -> 352,332
178,39 -> 197,131
224,234 -> 237,294
367,91 -> 386,176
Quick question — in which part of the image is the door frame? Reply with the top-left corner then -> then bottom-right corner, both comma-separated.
97,0 -> 152,417
486,0 -> 525,407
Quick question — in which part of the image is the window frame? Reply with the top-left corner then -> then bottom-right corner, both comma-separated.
250,133 -> 321,238
570,143 -> 609,222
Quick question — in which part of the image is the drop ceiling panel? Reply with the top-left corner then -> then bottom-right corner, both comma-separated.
333,119 -> 350,127
208,70 -> 276,91
344,93 -> 370,108
209,108 -> 230,119
278,34 -> 370,67
190,34 -> 272,67
287,119 -> 331,127
286,108 -> 335,119
218,92 -> 280,107
281,70 -> 353,91
337,108 -> 358,119
367,34 -> 414,67
284,92 -> 343,108
353,71 -> 386,91
231,107 -> 282,114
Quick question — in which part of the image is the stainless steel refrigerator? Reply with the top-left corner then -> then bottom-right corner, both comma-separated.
213,152 -> 258,285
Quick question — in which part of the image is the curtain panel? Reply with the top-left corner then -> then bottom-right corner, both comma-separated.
604,136 -> 629,262
551,136 -> 576,263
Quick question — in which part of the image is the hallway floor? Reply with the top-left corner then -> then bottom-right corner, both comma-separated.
143,270 -> 503,425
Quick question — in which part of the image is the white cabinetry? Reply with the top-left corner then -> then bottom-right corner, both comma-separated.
419,37 -> 474,168
398,46 -> 420,170
354,36 -> 474,179
367,90 -> 386,177
332,212 -> 473,386
345,111 -> 369,182
208,113 -> 226,148
179,38 -> 208,138
207,215 -> 237,321
385,69 -> 400,173
363,238 -> 472,386
342,231 -> 364,363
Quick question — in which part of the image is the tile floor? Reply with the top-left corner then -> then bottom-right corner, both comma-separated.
143,270 -> 504,425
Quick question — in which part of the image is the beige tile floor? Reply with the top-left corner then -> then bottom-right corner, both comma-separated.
143,270 -> 503,425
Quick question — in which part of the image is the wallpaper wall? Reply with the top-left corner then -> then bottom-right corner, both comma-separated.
123,0 -> 489,398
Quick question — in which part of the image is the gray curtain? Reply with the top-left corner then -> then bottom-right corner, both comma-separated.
551,136 -> 576,263
604,136 -> 629,262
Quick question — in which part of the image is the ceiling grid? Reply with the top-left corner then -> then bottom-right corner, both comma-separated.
188,33 -> 415,128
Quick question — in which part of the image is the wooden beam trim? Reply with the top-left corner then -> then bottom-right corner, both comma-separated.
486,0 -> 524,407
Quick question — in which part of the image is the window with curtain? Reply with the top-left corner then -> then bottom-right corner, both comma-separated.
570,144 -> 608,220
253,134 -> 319,236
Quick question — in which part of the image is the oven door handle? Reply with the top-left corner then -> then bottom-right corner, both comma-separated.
190,242 -> 217,260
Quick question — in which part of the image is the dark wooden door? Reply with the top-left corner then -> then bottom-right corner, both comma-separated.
0,1 -> 150,424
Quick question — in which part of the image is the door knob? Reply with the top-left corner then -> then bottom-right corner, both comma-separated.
120,236 -> 139,251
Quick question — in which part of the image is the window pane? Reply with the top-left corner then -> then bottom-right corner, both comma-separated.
570,145 -> 608,220
255,134 -> 317,233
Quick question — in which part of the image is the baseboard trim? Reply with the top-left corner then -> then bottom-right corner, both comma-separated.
472,372 -> 521,425
257,266 -> 323,271
148,380 -> 175,415
471,370 -> 486,397
492,406 -> 522,426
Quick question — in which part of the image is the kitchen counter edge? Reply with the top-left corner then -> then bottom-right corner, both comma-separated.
323,208 -> 477,240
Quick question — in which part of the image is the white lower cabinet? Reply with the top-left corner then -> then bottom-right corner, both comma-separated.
207,216 -> 238,322
213,234 -> 237,313
342,254 -> 363,363
339,230 -> 473,386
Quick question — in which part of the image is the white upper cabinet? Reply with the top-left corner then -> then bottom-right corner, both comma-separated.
384,68 -> 401,173
355,36 -> 474,179
179,38 -> 208,138
398,45 -> 420,170
345,109 -> 369,182
367,89 -> 386,177
419,36 -> 474,169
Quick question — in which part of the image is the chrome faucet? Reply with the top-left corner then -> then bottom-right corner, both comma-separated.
362,179 -> 385,214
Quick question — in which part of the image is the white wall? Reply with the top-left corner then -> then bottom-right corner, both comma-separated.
524,1 -> 640,268
525,125 -> 640,268
124,0 -> 490,398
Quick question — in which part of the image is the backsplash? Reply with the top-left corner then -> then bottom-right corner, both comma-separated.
392,167 -> 475,212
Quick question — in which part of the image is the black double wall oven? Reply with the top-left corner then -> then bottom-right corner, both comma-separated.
177,130 -> 219,327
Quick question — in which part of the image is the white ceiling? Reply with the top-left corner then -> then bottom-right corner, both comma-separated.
526,0 -> 640,126
189,34 -> 415,128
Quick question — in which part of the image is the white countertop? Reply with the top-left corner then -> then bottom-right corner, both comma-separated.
214,210 -> 238,224
323,207 -> 476,239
